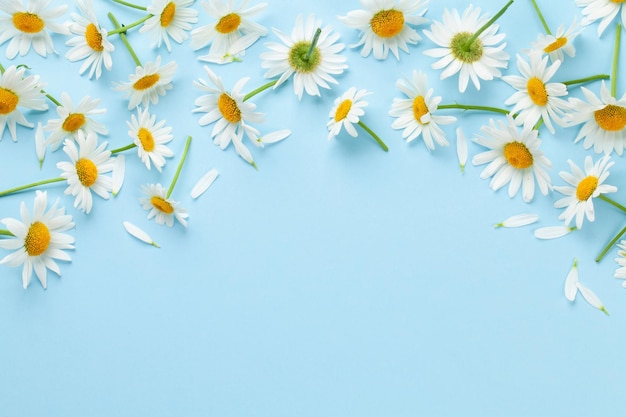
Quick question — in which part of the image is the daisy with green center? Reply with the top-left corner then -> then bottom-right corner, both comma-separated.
423,2 -> 512,93
338,0 -> 428,60
388,70 -> 456,151
126,107 -> 174,172
139,0 -> 198,52
576,0 -> 626,36
0,190 -> 74,289
472,114 -> 552,203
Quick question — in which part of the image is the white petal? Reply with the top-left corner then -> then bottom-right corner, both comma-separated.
576,282 -> 609,315
564,258 -> 579,301
112,155 -> 126,197
495,213 -> 539,228
534,226 -> 575,239
456,127 -> 468,174
123,221 -> 159,248
190,168 -> 219,199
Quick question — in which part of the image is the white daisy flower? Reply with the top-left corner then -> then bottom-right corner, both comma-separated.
56,131 -> 115,214
388,70 -> 456,150
139,183 -> 188,227
338,0 -> 428,60
327,87 -> 370,140
529,18 -> 582,62
472,115 -> 552,203
501,52 -> 570,134
576,0 -> 626,36
191,0 -> 267,61
567,81 -> 626,155
0,190 -> 74,289
44,92 -> 108,151
553,155 -> 617,229
140,0 -> 199,51
423,4 -> 510,93
260,14 -> 348,100
0,0 -> 70,59
0,64 -> 48,142
114,56 -> 177,110
64,0 -> 114,79
614,240 -> 626,286
127,107 -> 174,172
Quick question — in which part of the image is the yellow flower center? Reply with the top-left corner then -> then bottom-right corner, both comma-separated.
62,113 -> 86,133
370,9 -> 405,38
151,196 -> 174,214
594,104 -> 626,131
215,13 -> 241,34
85,23 -> 104,52
217,92 -> 242,123
138,127 -> 155,152
133,74 -> 160,91
334,99 -> 352,122
576,175 -> 598,201
160,2 -> 176,27
24,221 -> 51,257
12,12 -> 44,33
526,77 -> 548,106
412,96 -> 429,123
544,37 -> 567,53
503,141 -> 533,169
0,87 -> 19,115
76,158 -> 98,187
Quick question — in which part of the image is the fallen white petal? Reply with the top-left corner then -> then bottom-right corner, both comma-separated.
576,282 -> 609,315
456,127 -> 468,174
123,221 -> 159,248
495,213 -> 539,228
564,258 -> 579,301
35,122 -> 45,169
191,168 -> 219,199
112,155 -> 125,197
534,226 -> 576,239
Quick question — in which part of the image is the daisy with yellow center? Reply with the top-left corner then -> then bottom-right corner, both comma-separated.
114,55 -> 178,110
139,0 -> 198,51
576,0 -> 626,36
472,115 -> 552,203
127,107 -> 174,172
0,190 -> 74,289
338,0 -> 428,60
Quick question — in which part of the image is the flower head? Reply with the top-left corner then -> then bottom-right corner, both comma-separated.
114,56 -> 177,110
139,183 -> 188,227
140,0 -> 199,51
576,0 -> 626,36
529,18 -> 582,62
127,107 -> 174,172
327,87 -> 370,140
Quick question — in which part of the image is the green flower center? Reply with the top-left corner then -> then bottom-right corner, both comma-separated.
450,31 -> 483,63
288,41 -> 321,73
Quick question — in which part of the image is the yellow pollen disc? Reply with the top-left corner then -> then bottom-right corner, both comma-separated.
138,127 -> 156,152
370,9 -> 404,38
217,92 -> 242,123
151,196 -> 174,214
215,13 -> 241,34
160,2 -> 176,27
12,12 -> 44,33
594,104 -> 626,131
85,23 -> 104,51
25,221 -> 51,257
576,175 -> 598,201
62,113 -> 86,133
544,37 -> 567,53
0,87 -> 19,115
334,99 -> 352,122
76,158 -> 98,187
133,73 -> 160,91
526,77 -> 548,106
503,141 -> 534,169
412,96 -> 429,123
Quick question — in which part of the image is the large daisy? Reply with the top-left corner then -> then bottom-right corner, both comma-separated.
140,0 -> 199,52
554,155 -> 617,229
472,115 -> 552,203
576,0 -> 626,36
260,14 -> 348,100
388,70 -> 456,150
327,87 -> 370,140
338,0 -> 428,60
0,190 -> 74,289
423,4 -> 509,93
529,18 -> 582,62
114,56 -> 177,110
127,107 -> 174,172
139,183 -> 188,227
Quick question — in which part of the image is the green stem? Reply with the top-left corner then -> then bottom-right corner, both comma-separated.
561,74 -> 610,86
530,0 -> 551,35
167,136 -> 192,199
108,13 -> 142,66
611,23 -> 621,97
107,14 -> 152,36
599,194 -> 626,214
243,80 -> 278,102
438,104 -> 511,115
596,225 -> 626,262
305,28 -> 322,61
358,121 -> 388,152
111,143 -> 137,154
0,229 -> 14,237
464,0 -> 514,48
111,0 -> 147,11
0,177 -> 65,198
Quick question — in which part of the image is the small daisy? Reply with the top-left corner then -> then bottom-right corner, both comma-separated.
423,4 -> 510,93
44,92 -> 108,151
127,107 -> 174,172
553,155 -> 617,229
613,240 -> 626,287
64,0 -> 114,79
388,70 -> 456,150
327,87 -> 370,140
140,0 -> 199,51
576,0 -> 626,36
191,0 -> 267,60
0,64 -> 48,142
338,0 -> 429,60
0,190 -> 74,289
139,183 -> 188,227
56,130 -> 115,214
529,18 -> 582,62
502,52 -> 570,134
114,56 -> 178,110
567,81 -> 626,155
0,0 -> 70,59
472,114 -> 552,203
260,14 -> 348,100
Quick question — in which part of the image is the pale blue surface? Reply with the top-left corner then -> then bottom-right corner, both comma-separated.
1,0 -> 625,416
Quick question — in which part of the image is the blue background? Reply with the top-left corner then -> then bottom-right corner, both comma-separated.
1,0 -> 625,415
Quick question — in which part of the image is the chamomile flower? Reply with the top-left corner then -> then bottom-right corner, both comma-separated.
140,0 -> 199,52
260,14 -> 348,100
530,18 -> 582,62
114,56 -> 177,110
338,0 -> 429,60
327,87 -> 370,140
472,115 -> 552,203
576,0 -> 626,36
0,190 -> 74,289
139,183 -> 188,227
388,70 -> 456,150
423,4 -> 509,93
0,64 -> 48,142
567,81 -> 626,155
613,240 -> 626,287
64,0 -> 114,79
0,0 -> 70,59
56,130 -> 114,214
44,92 -> 108,151
553,155 -> 617,229
502,52 -> 570,134
127,107 -> 174,172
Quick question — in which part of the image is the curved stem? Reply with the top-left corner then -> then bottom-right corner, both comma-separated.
611,23 -> 621,97
530,0 -> 551,35
599,194 -> 626,213
111,0 -> 148,11
561,74 -> 610,86
0,177 -> 65,198
111,143 -> 137,154
167,136 -> 192,199
0,229 -> 14,237
464,0 -> 514,48
107,14 -> 152,36
438,104 -> 511,115
243,80 -> 279,102
358,121 -> 388,152
108,13 -> 142,66
596,225 -> 626,262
